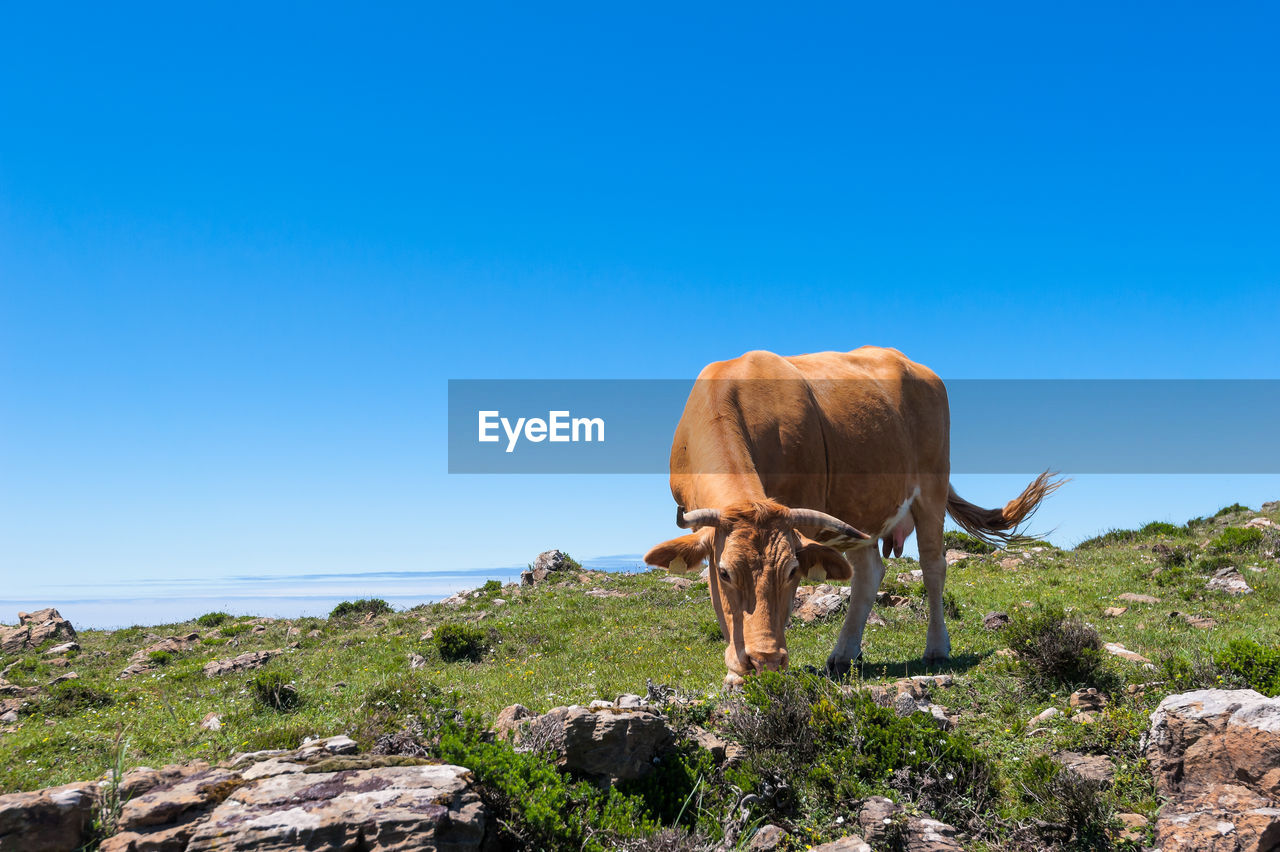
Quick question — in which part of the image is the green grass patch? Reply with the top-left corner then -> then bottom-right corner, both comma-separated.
329,598 -> 394,619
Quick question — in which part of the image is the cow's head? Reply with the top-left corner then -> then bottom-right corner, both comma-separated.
644,501 -> 869,686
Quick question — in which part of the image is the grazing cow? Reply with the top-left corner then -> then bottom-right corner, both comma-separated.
643,347 -> 1061,686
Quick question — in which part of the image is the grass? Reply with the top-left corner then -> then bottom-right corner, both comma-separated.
1,502 -> 1278,850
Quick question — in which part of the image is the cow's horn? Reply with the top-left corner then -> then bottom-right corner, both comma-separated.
788,509 -> 871,541
676,506 -> 721,529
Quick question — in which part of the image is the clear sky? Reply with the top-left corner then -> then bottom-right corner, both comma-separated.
2,4 -> 1278,601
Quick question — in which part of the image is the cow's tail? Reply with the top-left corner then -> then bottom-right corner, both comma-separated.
946,471 -> 1066,547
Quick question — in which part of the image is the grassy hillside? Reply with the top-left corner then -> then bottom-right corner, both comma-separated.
2,502 -> 1278,849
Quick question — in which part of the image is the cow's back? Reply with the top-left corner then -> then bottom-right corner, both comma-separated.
670,347 -> 949,529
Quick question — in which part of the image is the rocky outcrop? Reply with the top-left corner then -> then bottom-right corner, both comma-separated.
120,633 -> 203,679
794,584 -> 851,622
0,608 -> 77,654
1145,688 -> 1280,851
856,796 -> 963,851
521,549 -> 576,585
853,675 -> 957,730
0,781 -> 99,852
202,649 -> 283,678
508,702 -> 675,783
1207,566 -> 1254,596
0,735 -> 487,852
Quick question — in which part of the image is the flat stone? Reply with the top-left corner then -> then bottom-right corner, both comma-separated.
1055,751 -> 1115,786
0,781 -> 99,852
944,550 -> 971,565
983,611 -> 1011,630
1118,593 -> 1159,604
1104,606 -> 1127,617
747,823 -> 787,851
203,649 -> 283,678
1104,642 -> 1153,665
1206,566 -> 1253,596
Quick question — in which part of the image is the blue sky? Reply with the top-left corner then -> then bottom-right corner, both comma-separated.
2,4 -> 1278,604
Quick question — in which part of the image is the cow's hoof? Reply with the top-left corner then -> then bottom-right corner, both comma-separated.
723,671 -> 745,689
823,654 -> 860,681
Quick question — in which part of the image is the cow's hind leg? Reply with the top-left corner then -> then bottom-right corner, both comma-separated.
826,545 -> 884,678
915,489 -> 951,664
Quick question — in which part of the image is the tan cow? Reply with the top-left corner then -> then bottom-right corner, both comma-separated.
644,347 -> 1061,685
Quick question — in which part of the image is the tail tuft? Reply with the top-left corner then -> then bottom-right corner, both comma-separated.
946,471 -> 1066,547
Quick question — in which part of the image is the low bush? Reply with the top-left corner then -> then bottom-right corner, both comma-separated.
433,623 -> 489,662
942,531 -> 996,555
1075,529 -> 1135,550
147,650 -> 173,666
1156,649 -> 1223,693
195,611 -> 231,628
1208,527 -> 1263,554
1215,639 -> 1280,697
219,623 -> 251,637
44,683 -> 114,717
1215,503 -> 1251,517
251,671 -> 301,712
1138,521 -> 1190,538
721,669 -> 994,830
481,580 -> 503,595
1003,606 -> 1114,690
329,598 -> 394,619
1017,755 -> 1113,848
698,620 -> 724,643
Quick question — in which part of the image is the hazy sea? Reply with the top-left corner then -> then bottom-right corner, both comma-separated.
0,555 -> 647,630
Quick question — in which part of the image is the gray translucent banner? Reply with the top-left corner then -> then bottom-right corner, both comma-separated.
448,380 -> 1280,474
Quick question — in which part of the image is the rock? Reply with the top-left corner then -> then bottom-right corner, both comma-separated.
1118,593 -> 1159,604
120,634 -> 203,679
519,705 -> 675,783
522,549 -> 576,585
1054,751 -> 1115,786
1000,557 -> 1023,569
584,589 -> 628,599
1146,688 -> 1280,851
944,550 -> 971,566
1104,642 -> 1153,665
1116,812 -> 1148,842
1104,606 -> 1128,617
661,576 -> 693,591
493,704 -> 534,741
1069,688 -> 1107,713
0,781 -> 99,851
0,710 -> 16,723
809,835 -> 872,852
983,611 -> 1011,630
993,647 -> 1016,658
797,592 -> 847,622
616,693 -> 645,709
408,653 -> 427,670
0,608 -> 77,654
1261,501 -> 1278,513
1170,610 -> 1218,629
307,629 -> 322,639
875,592 -> 911,609
1207,566 -> 1254,595
44,641 -> 79,656
48,671 -> 78,686
747,823 -> 788,851
1245,517 -> 1275,529
691,726 -> 731,763
857,796 -> 962,851
1032,707 -> 1060,724
202,649 -> 283,678
199,712 -> 222,731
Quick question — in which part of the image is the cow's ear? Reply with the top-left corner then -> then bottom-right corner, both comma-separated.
644,533 -> 710,574
796,535 -> 852,581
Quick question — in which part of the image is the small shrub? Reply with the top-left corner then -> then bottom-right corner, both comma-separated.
219,623 -> 251,637
329,598 -> 394,619
1156,649 -> 1223,692
698,620 -> 724,643
1153,566 -> 1193,588
1075,528 -> 1136,550
482,579 -> 503,595
1004,606 -> 1114,690
195,611 -> 231,628
1208,527 -> 1263,554
433,623 -> 489,662
1017,755 -> 1113,848
1215,639 -> 1280,697
251,671 -> 301,712
1195,555 -> 1235,573
147,650 -> 173,666
44,683 -> 114,717
1138,521 -> 1190,538
942,530 -> 995,555
1215,503 -> 1250,517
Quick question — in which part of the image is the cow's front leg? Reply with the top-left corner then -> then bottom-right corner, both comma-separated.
826,546 -> 884,678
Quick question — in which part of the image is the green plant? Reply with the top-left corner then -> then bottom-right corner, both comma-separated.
942,530 -> 996,555
195,611 -> 231,628
482,579 -> 503,595
1208,527 -> 1263,554
219,623 -> 251,637
329,598 -> 394,619
44,683 -> 114,717
1138,521 -> 1190,538
433,623 -> 490,662
147,650 -> 173,666
251,671 -> 301,712
91,725 -> 128,844
1017,755 -> 1113,849
1215,639 -> 1280,696
1075,528 -> 1136,550
698,620 -> 724,643
1004,606 -> 1114,690
1215,503 -> 1250,517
